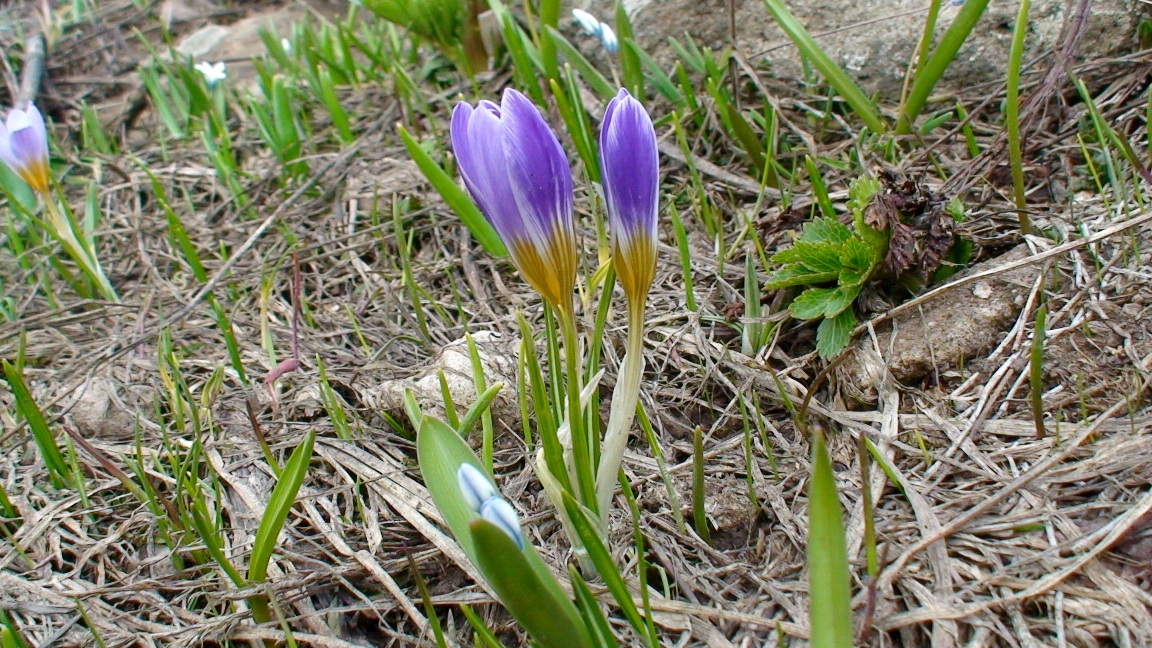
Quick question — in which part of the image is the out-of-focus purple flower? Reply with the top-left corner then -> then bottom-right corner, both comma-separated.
0,103 -> 50,195
451,89 -> 576,310
480,496 -> 525,550
600,89 -> 658,306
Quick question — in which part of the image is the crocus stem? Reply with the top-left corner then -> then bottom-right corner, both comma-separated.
42,197 -> 118,302
534,447 -> 595,574
557,303 -> 597,514
595,300 -> 646,522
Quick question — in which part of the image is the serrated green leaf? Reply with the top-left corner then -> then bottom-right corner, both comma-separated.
471,521 -> 594,648
791,241 -> 846,274
839,264 -> 869,286
816,309 -> 856,358
799,217 -> 853,245
770,246 -> 805,265
764,265 -> 840,290
790,287 -> 838,320
822,284 -> 863,319
839,238 -> 875,272
846,175 -> 881,217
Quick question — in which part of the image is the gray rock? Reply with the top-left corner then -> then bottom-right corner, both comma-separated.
577,0 -> 1147,100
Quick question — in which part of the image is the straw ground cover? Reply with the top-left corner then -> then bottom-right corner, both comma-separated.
1,0 -> 1151,645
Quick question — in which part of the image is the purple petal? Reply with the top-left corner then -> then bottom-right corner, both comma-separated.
6,105 -> 48,170
451,101 -> 524,244
499,89 -> 574,250
0,120 -> 16,172
600,89 -> 658,248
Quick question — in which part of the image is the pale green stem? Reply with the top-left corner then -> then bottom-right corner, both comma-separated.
557,303 -> 597,513
595,300 -> 646,522
42,197 -> 118,302
534,447 -> 594,575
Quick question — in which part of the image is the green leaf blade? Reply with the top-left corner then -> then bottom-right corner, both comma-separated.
816,309 -> 856,358
398,124 -> 507,257
471,521 -> 594,648
808,431 -> 854,648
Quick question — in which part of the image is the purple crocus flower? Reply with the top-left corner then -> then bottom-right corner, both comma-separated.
451,89 -> 577,310
600,89 -> 658,306
0,103 -> 50,195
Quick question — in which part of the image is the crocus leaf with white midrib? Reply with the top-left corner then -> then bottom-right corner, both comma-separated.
450,89 -> 577,312
595,88 -> 660,517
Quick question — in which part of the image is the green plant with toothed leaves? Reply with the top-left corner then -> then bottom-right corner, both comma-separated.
765,175 -> 967,358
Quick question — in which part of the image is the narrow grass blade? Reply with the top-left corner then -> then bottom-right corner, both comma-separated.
406,552 -> 448,648
545,26 -> 615,99
568,565 -> 615,645
1030,304 -> 1047,439
1005,0 -> 1031,234
761,0 -> 884,133
397,124 -> 506,257
615,1 -> 643,96
691,426 -> 711,544
460,604 -> 503,648
457,383 -> 503,439
247,430 -> 316,622
3,361 -> 70,488
897,0 -> 990,133
561,491 -> 658,648
808,429 -> 853,648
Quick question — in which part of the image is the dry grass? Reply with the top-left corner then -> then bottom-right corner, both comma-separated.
0,1 -> 1150,646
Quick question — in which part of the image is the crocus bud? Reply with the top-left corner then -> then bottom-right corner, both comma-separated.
480,497 -> 525,550
600,89 -> 659,307
457,463 -> 498,513
0,103 -> 50,195
450,89 -> 577,310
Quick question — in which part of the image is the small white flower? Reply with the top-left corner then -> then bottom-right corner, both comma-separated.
457,464 -> 498,513
194,61 -> 228,86
480,497 -> 525,550
280,37 -> 292,54
572,8 -> 602,35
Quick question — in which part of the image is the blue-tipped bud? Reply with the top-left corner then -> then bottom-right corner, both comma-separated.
457,463 -> 498,513
600,89 -> 659,306
451,89 -> 577,310
0,103 -> 50,195
480,497 -> 525,550
598,23 -> 619,54
571,8 -> 600,34
571,9 -> 618,53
